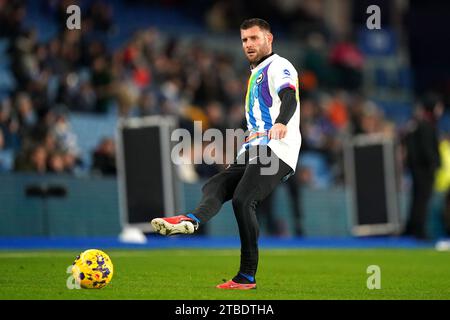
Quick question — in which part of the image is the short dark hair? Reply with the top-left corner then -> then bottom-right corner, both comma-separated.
240,18 -> 271,32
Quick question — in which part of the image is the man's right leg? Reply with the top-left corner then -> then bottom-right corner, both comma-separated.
191,163 -> 246,223
151,163 -> 245,235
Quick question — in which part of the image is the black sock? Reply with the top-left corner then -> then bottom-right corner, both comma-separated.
232,272 -> 256,284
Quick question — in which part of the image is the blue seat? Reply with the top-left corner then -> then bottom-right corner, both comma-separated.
299,151 -> 332,188
0,39 -> 9,54
398,67 -> 413,90
0,149 -> 14,172
0,69 -> 16,91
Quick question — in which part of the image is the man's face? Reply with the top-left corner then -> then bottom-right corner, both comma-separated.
241,26 -> 273,65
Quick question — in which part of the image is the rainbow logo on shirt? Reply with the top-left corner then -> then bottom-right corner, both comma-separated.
245,63 -> 273,131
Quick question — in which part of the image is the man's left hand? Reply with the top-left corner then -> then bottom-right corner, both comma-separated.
268,123 -> 287,140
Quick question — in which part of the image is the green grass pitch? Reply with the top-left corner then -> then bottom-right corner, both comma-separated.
0,248 -> 449,299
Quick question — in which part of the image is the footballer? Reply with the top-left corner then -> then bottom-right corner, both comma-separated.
151,18 -> 301,290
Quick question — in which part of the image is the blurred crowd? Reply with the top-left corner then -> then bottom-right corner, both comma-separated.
0,0 -> 447,191
0,0 -> 114,174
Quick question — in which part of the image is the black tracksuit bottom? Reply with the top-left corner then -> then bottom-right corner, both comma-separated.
191,146 -> 292,277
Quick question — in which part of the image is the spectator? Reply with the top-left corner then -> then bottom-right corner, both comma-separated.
62,152 -> 78,174
92,137 -> 117,176
324,91 -> 349,131
15,144 -> 48,174
0,98 -> 20,150
434,134 -> 450,237
329,38 -> 364,92
15,92 -> 37,137
403,94 -> 444,239
91,56 -> 113,113
47,151 -> 66,174
204,101 -> 226,132
88,1 -> 115,33
52,109 -> 80,157
136,90 -> 160,117
0,0 -> 27,40
302,32 -> 330,90
73,81 -> 96,113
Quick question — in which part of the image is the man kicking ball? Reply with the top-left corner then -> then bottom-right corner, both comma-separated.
151,18 -> 301,290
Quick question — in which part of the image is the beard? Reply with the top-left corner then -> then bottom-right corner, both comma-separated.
245,45 -> 270,65
246,51 -> 265,65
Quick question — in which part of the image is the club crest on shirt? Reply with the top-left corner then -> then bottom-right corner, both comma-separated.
256,73 -> 264,84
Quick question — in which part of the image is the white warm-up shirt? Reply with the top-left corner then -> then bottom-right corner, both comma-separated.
237,53 -> 301,172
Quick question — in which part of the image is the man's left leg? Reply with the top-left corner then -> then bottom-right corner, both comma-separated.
217,149 -> 292,289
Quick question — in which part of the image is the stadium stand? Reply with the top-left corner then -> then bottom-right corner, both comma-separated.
0,0 -> 448,239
